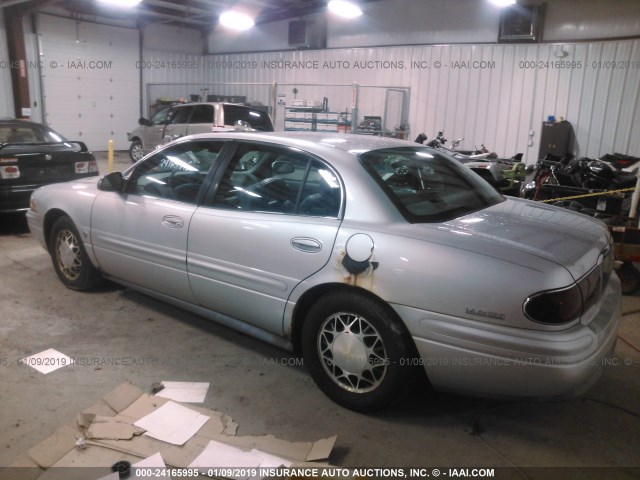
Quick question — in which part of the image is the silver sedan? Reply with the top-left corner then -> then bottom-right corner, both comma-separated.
27,132 -> 621,411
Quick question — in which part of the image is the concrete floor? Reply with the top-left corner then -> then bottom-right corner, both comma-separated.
0,152 -> 639,476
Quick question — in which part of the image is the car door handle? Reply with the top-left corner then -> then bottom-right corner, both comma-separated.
162,215 -> 184,229
291,237 -> 322,253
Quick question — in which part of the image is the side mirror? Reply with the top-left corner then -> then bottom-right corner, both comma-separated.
138,118 -> 150,126
98,172 -> 124,192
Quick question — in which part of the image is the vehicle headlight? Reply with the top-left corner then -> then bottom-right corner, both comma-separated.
30,194 -> 38,213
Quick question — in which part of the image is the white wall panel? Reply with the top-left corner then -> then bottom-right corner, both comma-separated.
327,0 -> 500,49
0,9 -> 15,118
37,15 -> 138,150
543,0 -> 640,42
205,39 -> 640,162
141,50 -> 206,116
208,0 -> 640,55
143,24 -> 203,55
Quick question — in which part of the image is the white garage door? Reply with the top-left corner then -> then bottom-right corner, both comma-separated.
39,15 -> 138,150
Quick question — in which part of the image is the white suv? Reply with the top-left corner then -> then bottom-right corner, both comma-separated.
127,102 -> 274,162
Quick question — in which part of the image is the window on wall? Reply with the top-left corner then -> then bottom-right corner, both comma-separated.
126,141 -> 226,203
209,142 -> 341,217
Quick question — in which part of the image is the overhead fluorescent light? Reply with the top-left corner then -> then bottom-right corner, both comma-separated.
219,11 -> 255,31
97,0 -> 142,7
328,0 -> 363,19
488,0 -> 517,6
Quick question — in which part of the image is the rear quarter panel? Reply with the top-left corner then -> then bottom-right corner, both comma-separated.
286,222 -> 575,335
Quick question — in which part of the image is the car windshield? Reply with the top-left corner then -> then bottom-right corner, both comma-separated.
150,108 -> 170,125
0,125 -> 67,145
360,147 -> 504,223
222,105 -> 273,131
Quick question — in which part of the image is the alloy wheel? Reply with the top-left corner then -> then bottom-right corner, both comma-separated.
55,229 -> 82,281
317,312 -> 388,393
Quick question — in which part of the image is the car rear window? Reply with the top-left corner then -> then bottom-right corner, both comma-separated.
0,125 -> 66,144
222,105 -> 273,131
360,147 -> 504,223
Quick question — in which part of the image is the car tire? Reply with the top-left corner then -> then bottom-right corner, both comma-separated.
129,139 -> 144,163
302,290 -> 419,412
49,216 -> 102,290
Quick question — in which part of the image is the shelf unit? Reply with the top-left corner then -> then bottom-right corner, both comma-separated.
284,106 -> 352,133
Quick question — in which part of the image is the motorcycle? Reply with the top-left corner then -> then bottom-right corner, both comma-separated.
521,154 -> 638,220
431,131 -> 495,158
415,132 -> 525,193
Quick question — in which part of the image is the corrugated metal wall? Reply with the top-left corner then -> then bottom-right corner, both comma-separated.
141,50 -> 205,116
140,24 -> 207,116
207,0 -> 640,54
205,39 -> 640,162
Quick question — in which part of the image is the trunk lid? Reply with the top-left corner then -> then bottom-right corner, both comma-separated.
0,143 -> 95,184
421,197 -> 610,281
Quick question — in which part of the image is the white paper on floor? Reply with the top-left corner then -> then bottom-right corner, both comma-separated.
155,381 -> 210,403
132,452 -> 168,480
20,348 -> 74,374
134,400 -> 209,446
189,440 -> 292,478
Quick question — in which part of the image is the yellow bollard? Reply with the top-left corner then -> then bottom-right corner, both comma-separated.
108,139 -> 114,173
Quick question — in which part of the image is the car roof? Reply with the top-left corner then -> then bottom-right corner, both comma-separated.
170,102 -> 256,108
176,130 -> 435,170
184,131 -> 424,156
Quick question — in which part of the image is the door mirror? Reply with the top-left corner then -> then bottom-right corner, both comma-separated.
138,117 -> 151,127
98,171 -> 125,192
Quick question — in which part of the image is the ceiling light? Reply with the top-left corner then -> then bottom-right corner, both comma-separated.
328,0 -> 363,19
219,11 -> 255,31
97,0 -> 142,7
488,0 -> 517,6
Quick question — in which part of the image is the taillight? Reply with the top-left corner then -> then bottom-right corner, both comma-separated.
0,165 -> 20,179
524,284 -> 583,325
75,160 -> 98,174
524,249 -> 611,326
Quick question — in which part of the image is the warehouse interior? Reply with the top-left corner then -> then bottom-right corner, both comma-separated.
1,0 -> 640,478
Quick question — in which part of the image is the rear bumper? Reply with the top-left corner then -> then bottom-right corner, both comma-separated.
394,274 -> 622,398
1,174 -> 99,213
0,185 -> 36,212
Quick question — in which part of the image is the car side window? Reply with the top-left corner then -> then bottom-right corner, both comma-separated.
166,106 -> 192,125
208,143 -> 341,217
189,105 -> 214,124
150,108 -> 169,126
222,105 -> 273,131
126,141 -> 225,204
